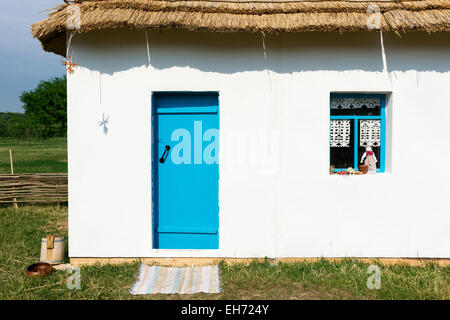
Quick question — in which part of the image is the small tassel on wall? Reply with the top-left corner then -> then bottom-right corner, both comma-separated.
62,31 -> 77,74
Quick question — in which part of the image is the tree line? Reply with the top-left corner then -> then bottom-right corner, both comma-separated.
0,76 -> 67,139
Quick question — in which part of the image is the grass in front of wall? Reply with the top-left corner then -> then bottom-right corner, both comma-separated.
1,205 -> 449,300
0,137 -> 67,174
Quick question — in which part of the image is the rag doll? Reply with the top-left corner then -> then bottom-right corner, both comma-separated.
360,146 -> 378,173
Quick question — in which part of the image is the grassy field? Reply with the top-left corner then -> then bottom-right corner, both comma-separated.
0,138 -> 67,174
1,206 -> 449,300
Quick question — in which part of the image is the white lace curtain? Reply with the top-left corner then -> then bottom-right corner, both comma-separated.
360,120 -> 381,147
331,98 -> 380,109
330,120 -> 351,147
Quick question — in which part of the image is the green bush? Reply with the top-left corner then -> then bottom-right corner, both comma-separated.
13,76 -> 67,139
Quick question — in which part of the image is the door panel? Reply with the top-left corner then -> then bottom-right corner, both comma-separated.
153,93 -> 219,249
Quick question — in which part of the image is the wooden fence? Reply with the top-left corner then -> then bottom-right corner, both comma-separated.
0,173 -> 68,205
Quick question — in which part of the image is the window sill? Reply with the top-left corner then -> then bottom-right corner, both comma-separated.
329,172 -> 387,176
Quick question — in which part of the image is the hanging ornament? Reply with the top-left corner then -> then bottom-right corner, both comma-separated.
61,55 -> 78,74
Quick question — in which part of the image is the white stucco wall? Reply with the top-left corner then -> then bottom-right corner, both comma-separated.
67,29 -> 450,258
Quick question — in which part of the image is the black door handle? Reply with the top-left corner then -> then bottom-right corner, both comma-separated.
159,145 -> 170,163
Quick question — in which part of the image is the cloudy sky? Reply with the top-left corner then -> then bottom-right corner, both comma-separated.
0,1 -> 63,113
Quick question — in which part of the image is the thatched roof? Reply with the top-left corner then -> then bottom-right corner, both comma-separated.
32,0 -> 450,56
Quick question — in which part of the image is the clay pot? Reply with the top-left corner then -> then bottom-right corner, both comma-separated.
26,263 -> 52,278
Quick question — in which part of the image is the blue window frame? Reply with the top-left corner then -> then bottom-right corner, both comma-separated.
330,93 -> 386,173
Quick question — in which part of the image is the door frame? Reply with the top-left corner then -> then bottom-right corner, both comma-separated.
151,91 -> 220,249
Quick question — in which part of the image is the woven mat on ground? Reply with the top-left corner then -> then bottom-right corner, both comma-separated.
130,263 -> 221,295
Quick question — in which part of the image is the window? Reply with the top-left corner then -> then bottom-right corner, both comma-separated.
330,93 -> 386,173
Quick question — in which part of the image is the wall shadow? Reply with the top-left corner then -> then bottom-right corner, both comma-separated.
72,28 -> 450,75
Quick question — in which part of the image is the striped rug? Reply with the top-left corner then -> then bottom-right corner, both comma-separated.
130,263 -> 221,295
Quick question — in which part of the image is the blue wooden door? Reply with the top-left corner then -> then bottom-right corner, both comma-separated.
153,93 -> 219,249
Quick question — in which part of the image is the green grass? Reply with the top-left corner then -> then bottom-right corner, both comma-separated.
0,138 -> 67,174
1,206 -> 449,300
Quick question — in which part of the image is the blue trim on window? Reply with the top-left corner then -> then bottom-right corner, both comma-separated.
330,115 -> 382,120
330,93 -> 385,100
354,119 -> 359,172
330,93 -> 386,173
379,97 -> 386,173
156,107 -> 218,114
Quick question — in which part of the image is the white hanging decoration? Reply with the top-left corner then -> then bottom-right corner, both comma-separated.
330,120 -> 351,147
360,120 -> 381,147
331,98 -> 380,109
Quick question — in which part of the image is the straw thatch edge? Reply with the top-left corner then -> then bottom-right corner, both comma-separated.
32,1 -> 450,57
